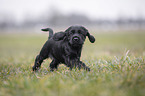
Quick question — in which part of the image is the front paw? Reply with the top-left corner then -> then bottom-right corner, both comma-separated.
86,67 -> 90,71
32,66 -> 39,71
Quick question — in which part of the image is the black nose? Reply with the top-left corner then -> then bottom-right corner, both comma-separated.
73,37 -> 80,42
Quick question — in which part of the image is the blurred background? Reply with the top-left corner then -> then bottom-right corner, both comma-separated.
0,0 -> 145,58
0,0 -> 145,33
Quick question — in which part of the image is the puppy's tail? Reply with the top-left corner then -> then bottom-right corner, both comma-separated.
41,28 -> 53,39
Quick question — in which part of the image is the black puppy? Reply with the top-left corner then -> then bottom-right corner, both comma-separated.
32,25 -> 95,71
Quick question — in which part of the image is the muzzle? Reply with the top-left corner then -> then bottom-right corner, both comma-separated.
72,36 -> 80,43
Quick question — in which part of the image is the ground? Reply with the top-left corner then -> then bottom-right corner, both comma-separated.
0,30 -> 145,96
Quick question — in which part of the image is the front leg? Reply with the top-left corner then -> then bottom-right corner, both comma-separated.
65,58 -> 75,70
64,56 -> 76,70
77,61 -> 90,71
64,57 -> 90,71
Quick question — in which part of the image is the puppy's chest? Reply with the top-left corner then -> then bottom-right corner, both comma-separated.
65,48 -> 80,58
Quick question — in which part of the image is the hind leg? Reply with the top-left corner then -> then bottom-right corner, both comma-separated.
49,60 -> 59,71
32,54 -> 48,71
32,42 -> 49,71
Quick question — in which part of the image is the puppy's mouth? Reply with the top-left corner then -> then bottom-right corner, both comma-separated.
72,43 -> 82,46
69,43 -> 82,48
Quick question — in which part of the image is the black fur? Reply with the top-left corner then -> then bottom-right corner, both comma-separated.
32,25 -> 95,71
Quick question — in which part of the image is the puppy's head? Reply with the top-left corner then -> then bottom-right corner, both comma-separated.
53,25 -> 95,47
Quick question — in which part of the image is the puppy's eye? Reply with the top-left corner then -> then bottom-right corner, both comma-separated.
71,30 -> 75,34
78,30 -> 81,34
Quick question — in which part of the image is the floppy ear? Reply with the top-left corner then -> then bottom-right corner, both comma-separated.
81,26 -> 95,43
64,26 -> 72,35
53,32 -> 66,41
87,32 -> 95,43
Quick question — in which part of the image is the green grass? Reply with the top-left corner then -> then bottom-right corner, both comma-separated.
0,31 -> 145,96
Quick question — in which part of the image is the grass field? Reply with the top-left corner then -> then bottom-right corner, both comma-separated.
0,30 -> 145,96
